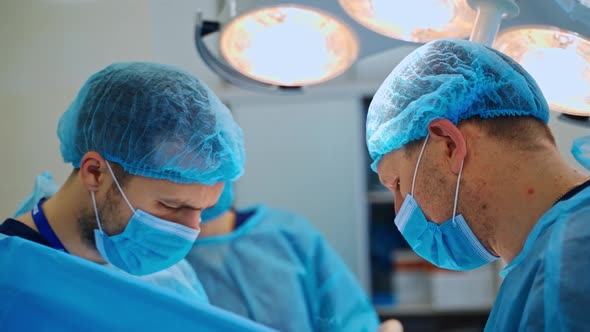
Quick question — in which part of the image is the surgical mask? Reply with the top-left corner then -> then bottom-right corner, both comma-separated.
394,135 -> 497,271
92,161 -> 200,276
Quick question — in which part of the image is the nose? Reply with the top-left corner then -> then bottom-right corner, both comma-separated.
184,211 -> 202,230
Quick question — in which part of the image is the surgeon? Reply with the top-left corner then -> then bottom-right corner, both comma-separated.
11,172 -> 210,302
0,62 -> 245,283
366,39 -> 590,331
184,182 -> 380,332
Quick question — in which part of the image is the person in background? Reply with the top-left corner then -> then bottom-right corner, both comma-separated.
366,38 -> 590,331
186,182 -> 381,332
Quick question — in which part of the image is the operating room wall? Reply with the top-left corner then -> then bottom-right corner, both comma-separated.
0,0 -> 155,217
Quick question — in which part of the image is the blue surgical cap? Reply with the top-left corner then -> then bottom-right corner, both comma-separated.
572,135 -> 590,170
14,172 -> 59,218
366,39 -> 549,171
201,183 -> 234,223
58,62 -> 245,184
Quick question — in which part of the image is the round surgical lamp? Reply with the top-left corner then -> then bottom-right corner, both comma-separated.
220,5 -> 359,87
195,4 -> 359,92
338,0 -> 477,42
494,26 -> 590,117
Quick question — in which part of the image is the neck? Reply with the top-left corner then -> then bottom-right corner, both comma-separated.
485,147 -> 588,263
199,211 -> 236,238
17,179 -> 105,263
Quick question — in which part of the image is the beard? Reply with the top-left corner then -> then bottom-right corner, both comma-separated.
418,155 -> 455,222
77,184 -> 128,249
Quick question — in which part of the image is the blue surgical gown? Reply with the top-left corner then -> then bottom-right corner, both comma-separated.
0,234 -> 276,332
485,185 -> 590,331
135,259 -> 209,303
186,205 -> 379,332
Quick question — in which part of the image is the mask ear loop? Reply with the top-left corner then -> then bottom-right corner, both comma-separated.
452,159 -> 464,227
411,135 -> 430,196
105,161 -> 135,213
91,191 -> 104,232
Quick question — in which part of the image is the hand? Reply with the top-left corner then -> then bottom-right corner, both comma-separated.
378,319 -> 403,332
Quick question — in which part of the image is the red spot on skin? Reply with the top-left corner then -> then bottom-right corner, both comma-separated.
528,188 -> 535,195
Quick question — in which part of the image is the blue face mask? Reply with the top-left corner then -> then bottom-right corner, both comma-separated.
394,135 -> 497,271
92,162 -> 200,276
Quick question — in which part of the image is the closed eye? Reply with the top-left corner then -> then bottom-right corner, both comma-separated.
160,201 -> 206,212
159,201 -> 181,211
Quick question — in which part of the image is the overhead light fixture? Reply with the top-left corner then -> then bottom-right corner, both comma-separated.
338,0 -> 477,43
494,26 -> 590,117
555,0 -> 590,29
467,0 -> 519,46
219,5 -> 359,87
194,4 -> 359,92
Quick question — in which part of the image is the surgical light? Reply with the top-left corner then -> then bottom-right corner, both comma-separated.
218,5 -> 359,87
338,0 -> 477,42
495,26 -> 590,116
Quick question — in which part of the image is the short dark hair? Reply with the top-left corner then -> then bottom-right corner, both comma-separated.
403,116 -> 555,155
463,116 -> 555,150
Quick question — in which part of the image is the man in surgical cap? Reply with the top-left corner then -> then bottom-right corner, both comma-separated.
184,182 -> 380,332
0,62 -> 245,280
367,38 -> 590,331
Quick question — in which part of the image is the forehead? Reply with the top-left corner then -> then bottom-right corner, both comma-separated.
127,176 -> 224,207
376,149 -> 408,181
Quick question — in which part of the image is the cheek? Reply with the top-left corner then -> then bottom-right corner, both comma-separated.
400,162 -> 417,193
100,198 -> 133,234
420,179 -> 456,223
461,177 -> 491,216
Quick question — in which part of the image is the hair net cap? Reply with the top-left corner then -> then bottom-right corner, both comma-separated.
58,62 -> 245,184
572,135 -> 590,170
366,39 -> 550,171
14,172 -> 59,218
201,183 -> 234,223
